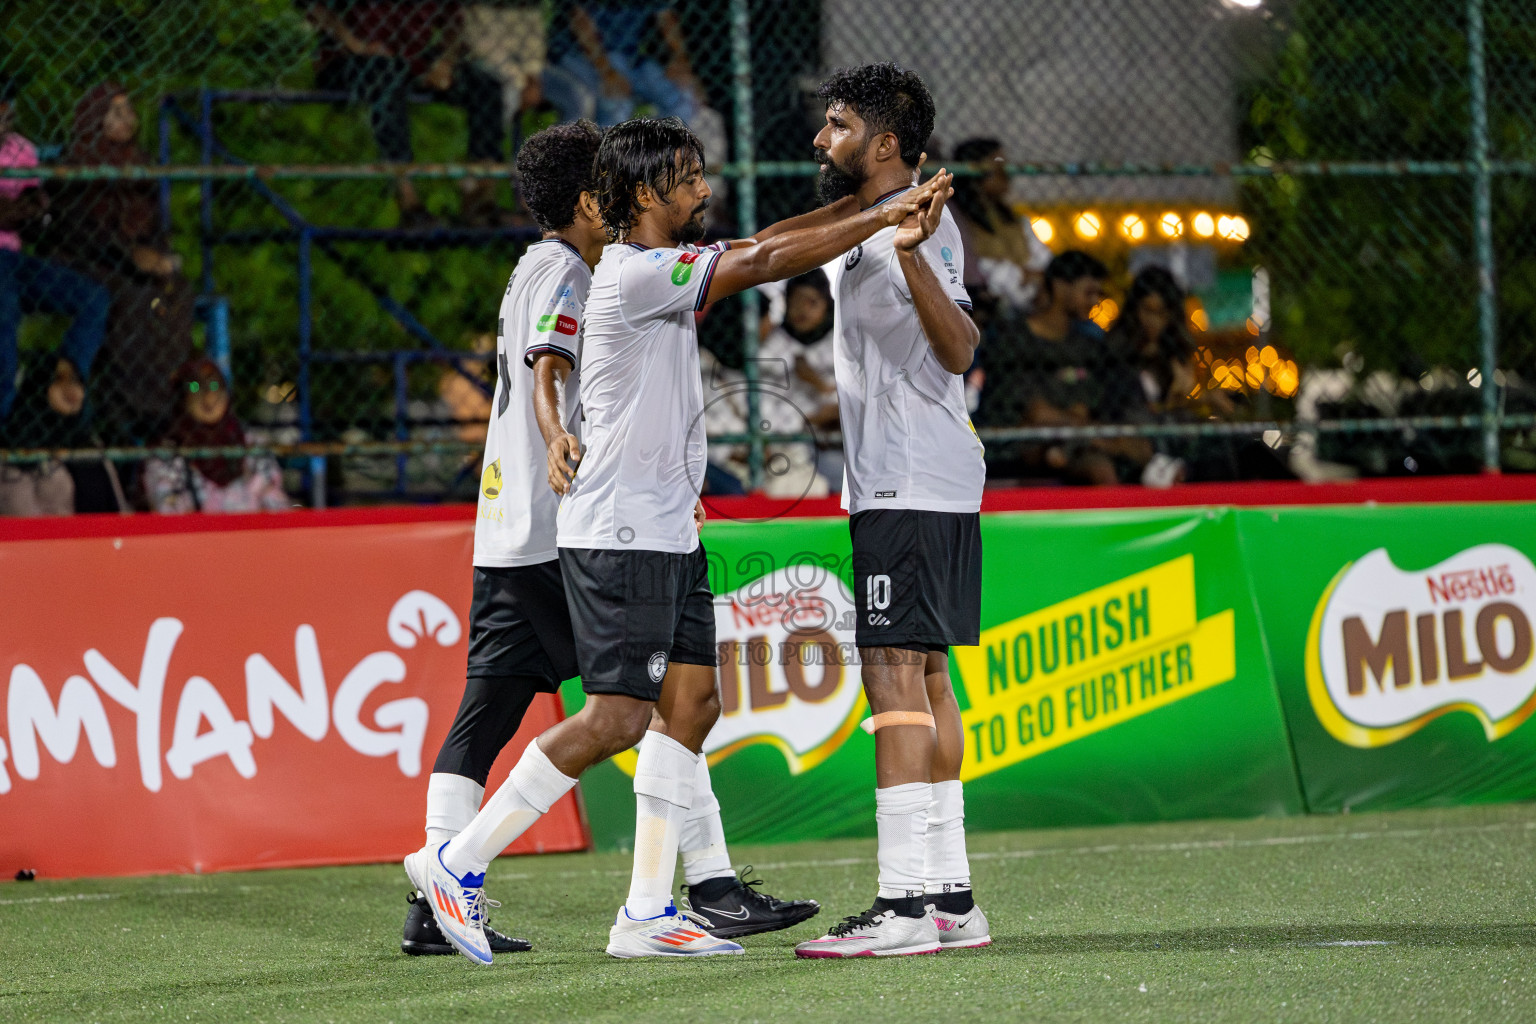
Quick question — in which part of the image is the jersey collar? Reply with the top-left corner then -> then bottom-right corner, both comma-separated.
866,185 -> 914,210
532,237 -> 584,259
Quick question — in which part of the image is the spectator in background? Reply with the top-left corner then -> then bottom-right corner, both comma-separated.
544,1 -> 699,127
143,357 -> 290,514
1112,266 -> 1209,414
759,269 -> 838,430
757,269 -> 840,491
0,358 -> 89,516
0,80 -> 109,435
305,0 -> 512,226
978,251 -> 1156,486
462,1 -> 548,142
2,354 -> 129,515
950,137 -> 1051,319
51,83 -> 194,444
1112,266 -> 1289,482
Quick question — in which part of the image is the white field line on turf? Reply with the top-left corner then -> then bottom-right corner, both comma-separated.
10,819 -> 1534,901
747,819 -> 1536,873
503,818 -> 1536,881
1307,940 -> 1396,946
0,892 -> 118,907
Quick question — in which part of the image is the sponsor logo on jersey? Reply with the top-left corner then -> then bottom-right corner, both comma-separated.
1306,544 -> 1536,748
845,244 -> 863,270
479,459 -> 503,502
671,252 -> 700,286
875,490 -> 897,498
648,651 -> 669,682
536,313 -> 579,336
941,246 -> 953,262
953,554 -> 1237,781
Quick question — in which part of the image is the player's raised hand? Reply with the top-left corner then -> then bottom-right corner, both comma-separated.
875,171 -> 951,228
547,432 -> 582,495
895,169 -> 954,252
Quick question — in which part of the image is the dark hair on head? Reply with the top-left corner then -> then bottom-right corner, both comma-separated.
594,116 -> 705,241
1121,267 -> 1185,331
1044,250 -> 1109,290
950,137 -> 1014,228
817,62 -> 935,167
786,268 -> 830,301
1114,266 -> 1191,349
1114,267 -> 1193,395
516,119 -> 603,232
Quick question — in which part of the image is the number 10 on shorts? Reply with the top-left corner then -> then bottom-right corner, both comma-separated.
867,574 -> 891,610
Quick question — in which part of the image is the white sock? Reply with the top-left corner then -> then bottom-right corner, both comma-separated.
441,741 -> 575,879
625,731 -> 698,919
680,752 -> 734,886
923,779 -> 972,893
424,772 -> 484,849
875,782 -> 932,900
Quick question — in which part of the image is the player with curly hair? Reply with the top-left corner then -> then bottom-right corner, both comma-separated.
793,62 -> 992,959
412,115 -> 952,961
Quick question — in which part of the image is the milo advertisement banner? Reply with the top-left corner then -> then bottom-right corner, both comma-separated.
1241,505 -> 1536,813
568,509 -> 1304,849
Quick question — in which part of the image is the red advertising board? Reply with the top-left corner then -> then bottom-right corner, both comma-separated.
0,514 -> 587,879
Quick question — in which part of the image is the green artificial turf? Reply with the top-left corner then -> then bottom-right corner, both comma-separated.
3,802 -> 1534,1023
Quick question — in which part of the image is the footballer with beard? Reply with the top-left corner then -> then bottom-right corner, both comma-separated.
793,63 -> 991,959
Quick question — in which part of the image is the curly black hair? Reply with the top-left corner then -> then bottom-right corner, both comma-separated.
817,62 -> 935,168
593,116 -> 705,241
515,119 -> 603,233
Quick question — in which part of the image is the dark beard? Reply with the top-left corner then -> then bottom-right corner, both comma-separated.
814,146 -> 867,207
676,198 -> 710,244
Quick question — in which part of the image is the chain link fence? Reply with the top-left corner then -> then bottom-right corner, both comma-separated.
1,0 -> 1532,514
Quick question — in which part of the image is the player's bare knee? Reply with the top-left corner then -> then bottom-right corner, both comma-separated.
864,679 -> 930,716
610,716 -> 651,755
580,695 -> 652,743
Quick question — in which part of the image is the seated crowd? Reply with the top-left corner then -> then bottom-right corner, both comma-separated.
0,81 -> 291,516
302,0 -> 721,227
1,48 -> 1286,518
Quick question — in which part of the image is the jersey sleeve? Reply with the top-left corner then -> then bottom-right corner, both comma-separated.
617,245 -> 725,321
891,211 -> 973,312
522,259 -> 589,369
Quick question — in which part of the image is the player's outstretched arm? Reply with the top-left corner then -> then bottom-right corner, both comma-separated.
532,352 -> 581,494
893,184 -> 980,375
703,172 -> 953,305
737,195 -> 859,247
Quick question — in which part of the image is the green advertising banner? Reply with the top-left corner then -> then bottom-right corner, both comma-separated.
1237,504 -> 1536,814
566,508 -> 1304,850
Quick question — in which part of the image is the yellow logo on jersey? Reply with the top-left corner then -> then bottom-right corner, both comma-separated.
481,459 -> 502,500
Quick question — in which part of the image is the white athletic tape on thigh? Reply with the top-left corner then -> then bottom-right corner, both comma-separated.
860,711 -> 937,734
633,773 -> 693,808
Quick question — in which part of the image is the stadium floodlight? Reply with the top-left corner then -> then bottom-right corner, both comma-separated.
1222,0 -> 1263,8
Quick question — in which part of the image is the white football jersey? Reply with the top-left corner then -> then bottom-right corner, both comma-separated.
828,188 -> 985,515
474,238 -> 589,567
556,240 -> 726,554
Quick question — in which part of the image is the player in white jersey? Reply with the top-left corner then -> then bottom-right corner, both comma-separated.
794,63 -> 992,959
416,115 -> 952,961
402,123 -> 816,963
